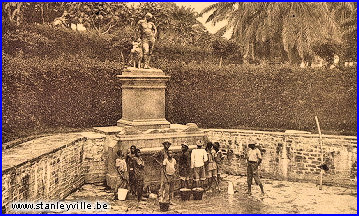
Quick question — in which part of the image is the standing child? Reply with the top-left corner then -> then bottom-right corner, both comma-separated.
205,142 -> 218,191
114,150 -> 128,200
126,145 -> 137,196
160,150 -> 177,204
157,141 -> 172,200
213,142 -> 223,183
134,149 -> 145,201
179,143 -> 191,188
246,143 -> 264,196
191,140 -> 208,188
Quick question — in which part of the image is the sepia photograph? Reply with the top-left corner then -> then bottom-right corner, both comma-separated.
2,2 -> 357,214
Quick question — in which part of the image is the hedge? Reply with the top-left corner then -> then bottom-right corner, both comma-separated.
163,62 -> 356,134
2,25 -> 357,142
2,53 -> 123,142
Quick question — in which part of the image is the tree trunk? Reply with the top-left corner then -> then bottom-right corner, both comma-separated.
219,56 -> 223,67
40,4 -> 45,24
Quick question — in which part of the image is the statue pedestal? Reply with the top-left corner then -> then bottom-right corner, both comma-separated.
117,67 -> 170,130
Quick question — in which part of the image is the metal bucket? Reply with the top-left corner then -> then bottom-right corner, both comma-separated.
117,188 -> 128,201
180,188 -> 192,201
159,202 -> 170,211
192,187 -> 204,200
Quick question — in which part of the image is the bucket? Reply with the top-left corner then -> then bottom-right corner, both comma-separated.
227,181 -> 234,195
192,187 -> 204,200
117,188 -> 128,201
159,202 -> 170,211
180,188 -> 192,201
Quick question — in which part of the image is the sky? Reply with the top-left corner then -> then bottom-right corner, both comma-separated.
174,2 -> 228,35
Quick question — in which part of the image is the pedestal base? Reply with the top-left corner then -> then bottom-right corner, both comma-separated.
117,67 -> 171,130
117,119 -> 170,130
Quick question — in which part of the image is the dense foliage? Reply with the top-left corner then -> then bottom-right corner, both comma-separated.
201,2 -> 357,64
2,3 -> 357,142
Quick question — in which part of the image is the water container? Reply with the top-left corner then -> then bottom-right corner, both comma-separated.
227,181 -> 234,195
117,188 -> 128,201
159,202 -> 170,211
192,187 -> 204,200
180,188 -> 192,201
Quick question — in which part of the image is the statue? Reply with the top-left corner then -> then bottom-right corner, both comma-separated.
137,13 -> 157,69
129,38 -> 143,69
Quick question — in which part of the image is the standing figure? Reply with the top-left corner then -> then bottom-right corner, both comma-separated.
205,142 -> 218,191
191,140 -> 208,188
246,143 -> 265,196
114,150 -> 128,200
138,13 -> 157,69
160,150 -> 177,204
134,149 -> 145,201
179,143 -> 191,188
157,141 -> 172,198
126,145 -> 137,196
213,142 -> 223,184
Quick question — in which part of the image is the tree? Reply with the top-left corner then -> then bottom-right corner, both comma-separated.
327,2 -> 357,61
200,2 -> 342,65
62,2 -> 133,34
212,38 -> 242,66
3,2 -> 29,26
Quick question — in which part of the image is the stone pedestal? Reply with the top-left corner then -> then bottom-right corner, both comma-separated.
117,67 -> 170,130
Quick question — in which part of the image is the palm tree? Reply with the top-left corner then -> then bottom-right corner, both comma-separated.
200,2 -> 342,65
327,2 -> 357,61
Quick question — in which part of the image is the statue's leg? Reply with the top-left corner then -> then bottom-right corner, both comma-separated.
149,37 -> 155,55
142,41 -> 150,69
147,38 -> 155,68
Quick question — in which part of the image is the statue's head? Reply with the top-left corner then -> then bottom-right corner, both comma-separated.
145,13 -> 153,20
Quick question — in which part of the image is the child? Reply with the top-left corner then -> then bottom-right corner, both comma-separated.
205,142 -> 218,191
246,143 -> 264,195
179,143 -> 191,188
114,150 -> 128,200
213,142 -> 223,183
158,141 -> 172,199
191,140 -> 208,188
160,150 -> 176,204
134,149 -> 145,201
126,145 -> 137,196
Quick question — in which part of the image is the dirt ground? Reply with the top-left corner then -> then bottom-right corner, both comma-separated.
55,175 -> 356,214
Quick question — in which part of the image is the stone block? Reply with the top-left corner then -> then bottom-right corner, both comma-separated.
117,68 -> 171,130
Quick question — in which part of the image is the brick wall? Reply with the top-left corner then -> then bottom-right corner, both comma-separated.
205,129 -> 357,186
2,128 -> 356,213
82,134 -> 106,183
2,132 -> 106,213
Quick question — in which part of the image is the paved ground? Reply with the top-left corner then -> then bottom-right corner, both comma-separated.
56,175 -> 356,214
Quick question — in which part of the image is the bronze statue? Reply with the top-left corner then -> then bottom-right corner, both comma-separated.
137,13 -> 157,69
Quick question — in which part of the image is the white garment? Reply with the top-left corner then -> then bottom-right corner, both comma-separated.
163,158 -> 176,175
191,148 -> 208,168
247,148 -> 262,162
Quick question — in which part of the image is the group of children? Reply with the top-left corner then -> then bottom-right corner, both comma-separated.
114,140 -> 224,203
114,145 -> 145,201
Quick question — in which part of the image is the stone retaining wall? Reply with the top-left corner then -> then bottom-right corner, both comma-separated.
205,129 -> 357,186
2,132 -> 106,213
2,128 -> 356,213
